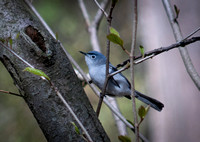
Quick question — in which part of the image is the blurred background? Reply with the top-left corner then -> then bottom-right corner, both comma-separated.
0,0 -> 200,141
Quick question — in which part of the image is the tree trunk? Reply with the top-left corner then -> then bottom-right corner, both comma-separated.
0,0 -> 110,142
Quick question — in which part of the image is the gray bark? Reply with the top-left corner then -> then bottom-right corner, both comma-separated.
0,0 -> 110,142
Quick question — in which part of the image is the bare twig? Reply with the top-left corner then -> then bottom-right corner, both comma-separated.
93,0 -> 110,30
78,0 -> 91,27
0,42 -> 34,68
115,36 -> 200,68
182,26 -> 200,41
162,0 -> 200,90
78,0 -> 101,51
96,0 -> 116,117
0,89 -> 23,97
93,0 -> 108,18
130,0 -> 139,141
108,63 -> 130,77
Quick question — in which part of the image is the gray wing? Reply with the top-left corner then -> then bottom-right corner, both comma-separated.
109,64 -> 131,89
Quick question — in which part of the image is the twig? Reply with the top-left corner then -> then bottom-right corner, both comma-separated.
0,42 -> 34,68
162,0 -> 200,90
108,63 -> 130,77
93,0 -> 110,30
96,0 -> 116,117
78,0 -> 101,51
182,26 -> 200,41
130,0 -> 139,141
93,0 -> 108,18
0,89 -> 24,97
78,0 -> 91,27
134,54 -> 154,64
115,36 -> 200,68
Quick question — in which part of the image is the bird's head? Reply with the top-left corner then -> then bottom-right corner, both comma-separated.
79,51 -> 106,67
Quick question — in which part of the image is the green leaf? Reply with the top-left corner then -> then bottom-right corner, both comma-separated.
138,105 -> 150,119
174,5 -> 180,19
9,38 -> 13,46
110,27 -> 120,37
16,32 -> 20,39
138,105 -> 146,119
107,33 -> 124,47
139,45 -> 145,57
118,135 -> 131,142
71,122 -> 80,135
145,105 -> 150,114
23,67 -> 50,80
56,32 -> 59,41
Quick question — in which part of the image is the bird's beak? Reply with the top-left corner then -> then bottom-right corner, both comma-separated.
79,51 -> 87,56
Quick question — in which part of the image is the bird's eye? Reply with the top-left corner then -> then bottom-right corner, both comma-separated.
91,55 -> 96,59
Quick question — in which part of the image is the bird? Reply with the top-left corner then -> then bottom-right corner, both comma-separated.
80,51 -> 164,111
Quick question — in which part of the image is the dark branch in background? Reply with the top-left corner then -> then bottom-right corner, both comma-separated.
96,0 -> 116,117
116,36 -> 200,68
162,0 -> 200,91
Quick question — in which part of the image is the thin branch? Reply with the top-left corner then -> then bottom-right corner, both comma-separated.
93,0 -> 108,18
130,0 -> 139,141
78,0 -> 101,51
96,0 -> 116,117
108,63 -> 130,77
0,42 -> 34,68
162,0 -> 200,90
0,89 -> 24,97
78,0 -> 91,27
115,36 -> 200,68
134,54 -> 154,64
182,26 -> 200,41
93,0 -> 110,30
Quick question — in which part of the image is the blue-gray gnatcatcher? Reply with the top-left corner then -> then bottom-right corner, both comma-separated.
80,51 -> 164,111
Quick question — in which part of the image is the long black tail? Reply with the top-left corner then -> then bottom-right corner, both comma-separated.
134,90 -> 164,111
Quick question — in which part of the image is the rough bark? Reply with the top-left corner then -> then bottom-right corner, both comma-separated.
0,0 -> 110,142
